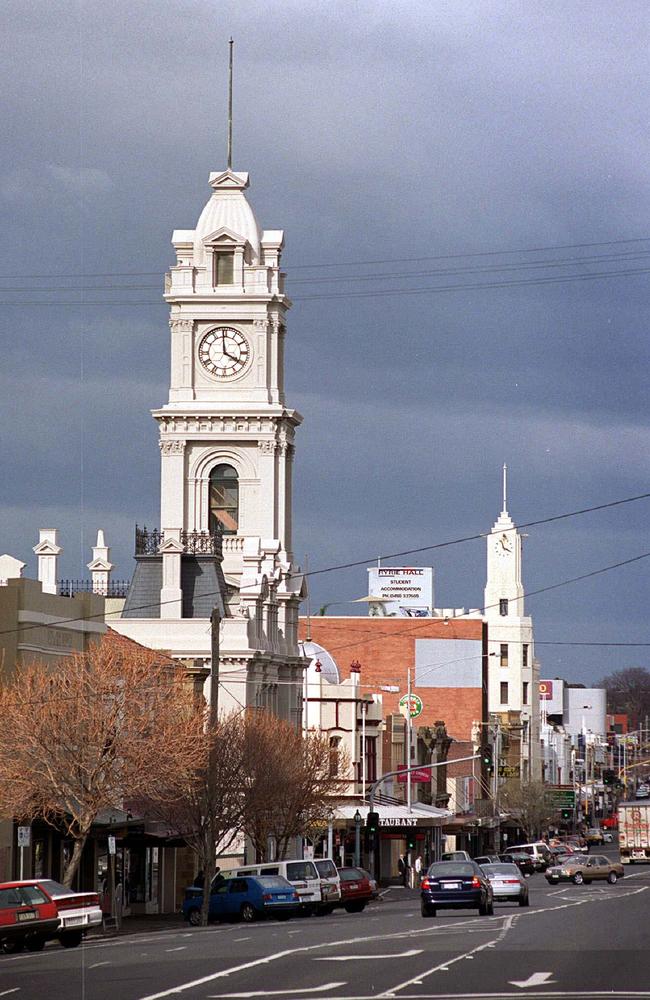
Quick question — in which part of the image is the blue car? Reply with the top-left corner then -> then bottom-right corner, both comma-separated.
183,875 -> 299,925
420,861 -> 494,917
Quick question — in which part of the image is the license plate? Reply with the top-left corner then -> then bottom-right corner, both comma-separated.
276,895 -> 288,900
65,916 -> 85,926
348,884 -> 358,890
17,911 -> 37,922
442,883 -> 461,890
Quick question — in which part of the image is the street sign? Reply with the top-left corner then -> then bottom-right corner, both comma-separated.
548,788 -> 576,809
17,826 -> 30,848
108,835 -> 116,856
498,765 -> 520,777
399,694 -> 423,719
397,764 -> 431,783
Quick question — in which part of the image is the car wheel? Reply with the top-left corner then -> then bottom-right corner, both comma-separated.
25,935 -> 46,952
316,905 -> 334,916
187,909 -> 201,927
478,900 -> 488,916
421,903 -> 436,917
487,900 -> 494,915
519,894 -> 530,907
59,930 -> 83,949
240,903 -> 257,923
573,872 -> 584,885
276,913 -> 292,921
344,902 -> 366,913
2,939 -> 24,954
607,872 -> 618,884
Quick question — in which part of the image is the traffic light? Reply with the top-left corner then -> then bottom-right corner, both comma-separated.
481,745 -> 493,771
603,769 -> 615,786
406,831 -> 416,852
561,808 -> 572,821
365,810 -> 379,852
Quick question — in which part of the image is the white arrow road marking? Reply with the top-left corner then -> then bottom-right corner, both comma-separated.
315,949 -> 423,961
209,985 -> 345,998
510,971 -> 556,988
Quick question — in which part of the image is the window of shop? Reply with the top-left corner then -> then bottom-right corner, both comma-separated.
364,736 -> 377,784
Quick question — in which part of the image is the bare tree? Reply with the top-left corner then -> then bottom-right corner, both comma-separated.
242,712 -> 347,861
144,710 -> 245,926
602,667 -> 650,728
0,633 -> 200,887
501,779 -> 556,841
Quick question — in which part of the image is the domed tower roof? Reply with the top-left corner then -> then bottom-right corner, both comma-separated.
302,641 -> 341,685
193,169 -> 262,266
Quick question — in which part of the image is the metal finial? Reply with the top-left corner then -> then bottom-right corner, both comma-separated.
227,38 -> 234,170
502,463 -> 508,513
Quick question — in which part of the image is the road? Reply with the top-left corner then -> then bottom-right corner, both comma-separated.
3,860 -> 650,1000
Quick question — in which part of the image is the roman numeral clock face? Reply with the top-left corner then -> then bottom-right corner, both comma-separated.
198,327 -> 250,379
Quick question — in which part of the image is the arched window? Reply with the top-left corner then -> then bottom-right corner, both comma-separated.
209,464 -> 239,535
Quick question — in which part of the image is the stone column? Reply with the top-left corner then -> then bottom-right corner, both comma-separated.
159,530 -> 184,619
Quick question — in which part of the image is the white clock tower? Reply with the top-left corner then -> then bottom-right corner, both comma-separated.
113,155 -> 307,722
484,466 -> 540,780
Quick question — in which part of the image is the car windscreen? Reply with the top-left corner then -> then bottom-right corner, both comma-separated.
482,864 -> 519,875
37,879 -> 71,897
315,860 -> 337,878
286,861 -> 318,881
339,868 -> 365,881
256,876 -> 292,889
428,863 -> 476,877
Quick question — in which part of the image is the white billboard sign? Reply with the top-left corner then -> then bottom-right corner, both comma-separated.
367,567 -> 433,618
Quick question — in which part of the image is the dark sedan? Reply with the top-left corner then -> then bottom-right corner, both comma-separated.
420,861 -> 494,918
499,852 -> 535,877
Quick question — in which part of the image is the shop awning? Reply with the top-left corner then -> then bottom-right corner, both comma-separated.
333,802 -> 452,824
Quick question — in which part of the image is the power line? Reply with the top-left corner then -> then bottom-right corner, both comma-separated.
0,488 -> 649,641
4,235 -> 650,281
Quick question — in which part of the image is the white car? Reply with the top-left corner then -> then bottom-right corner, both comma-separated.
636,785 -> 649,799
34,879 -> 102,947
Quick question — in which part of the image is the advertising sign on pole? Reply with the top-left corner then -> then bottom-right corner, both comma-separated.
108,835 -> 116,856
399,693 -> 423,719
17,826 -> 31,848
367,567 -> 433,617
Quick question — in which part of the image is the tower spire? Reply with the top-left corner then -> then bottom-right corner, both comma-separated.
227,37 -> 234,170
502,462 -> 508,514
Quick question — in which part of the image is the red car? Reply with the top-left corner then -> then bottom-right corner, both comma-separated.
601,816 -> 618,829
0,881 -> 59,954
336,867 -> 378,913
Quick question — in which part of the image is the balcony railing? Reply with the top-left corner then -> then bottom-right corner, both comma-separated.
134,525 -> 223,557
58,579 -> 131,598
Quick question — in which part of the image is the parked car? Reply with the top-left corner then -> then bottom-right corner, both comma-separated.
498,852 -> 535,877
336,867 -> 378,913
420,861 -> 494,917
183,875 -> 299,925
564,835 -> 589,853
503,843 -> 552,871
19,879 -> 102,948
313,859 -> 342,913
603,831 -> 614,843
479,863 -> 529,906
473,855 -> 502,866
441,851 -> 473,862
636,784 -> 650,799
221,859 -> 324,913
545,854 -> 624,885
0,881 -> 59,954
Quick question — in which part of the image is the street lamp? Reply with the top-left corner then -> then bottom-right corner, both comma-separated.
354,809 -> 362,867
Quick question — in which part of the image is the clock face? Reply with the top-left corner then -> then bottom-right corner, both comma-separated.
198,327 -> 250,379
495,533 -> 512,555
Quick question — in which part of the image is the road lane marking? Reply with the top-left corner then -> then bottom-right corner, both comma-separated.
233,937 -> 251,942
315,949 -> 423,961
138,917 -> 502,1000
376,935 -> 503,998
0,991 -> 20,997
210,986 -> 345,998
509,972 -> 556,989
89,961 -> 111,969
164,946 -> 187,953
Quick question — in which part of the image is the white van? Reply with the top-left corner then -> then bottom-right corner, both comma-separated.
222,860 -> 327,913
504,842 -> 552,871
313,859 -> 342,912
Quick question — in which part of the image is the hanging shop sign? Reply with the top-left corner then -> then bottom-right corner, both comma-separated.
399,693 -> 423,719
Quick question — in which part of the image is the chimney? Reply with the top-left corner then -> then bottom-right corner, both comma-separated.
33,529 -> 62,595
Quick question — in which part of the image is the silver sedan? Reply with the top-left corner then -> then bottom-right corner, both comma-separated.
480,863 -> 529,906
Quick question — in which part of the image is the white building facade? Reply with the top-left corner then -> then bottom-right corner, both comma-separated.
483,468 -> 541,780
113,165 -> 307,720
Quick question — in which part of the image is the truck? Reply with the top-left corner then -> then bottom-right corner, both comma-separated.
618,801 -> 650,863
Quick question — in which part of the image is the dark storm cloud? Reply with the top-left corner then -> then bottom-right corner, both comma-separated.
2,0 -> 649,681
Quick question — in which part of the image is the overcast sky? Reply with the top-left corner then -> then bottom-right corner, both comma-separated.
2,1 -> 649,683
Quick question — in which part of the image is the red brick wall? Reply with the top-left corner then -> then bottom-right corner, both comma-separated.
300,617 -> 485,742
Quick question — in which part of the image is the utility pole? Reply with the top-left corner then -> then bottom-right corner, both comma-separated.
210,605 -> 221,725
493,721 -> 501,852
407,668 -> 413,815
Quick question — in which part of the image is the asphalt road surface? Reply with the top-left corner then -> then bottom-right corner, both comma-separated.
4,861 -> 650,1000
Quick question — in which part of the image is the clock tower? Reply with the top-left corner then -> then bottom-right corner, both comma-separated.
114,160 -> 307,723
484,466 -> 540,780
